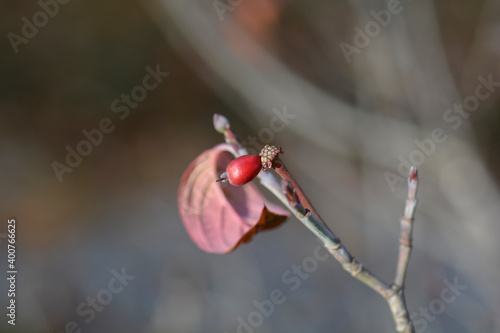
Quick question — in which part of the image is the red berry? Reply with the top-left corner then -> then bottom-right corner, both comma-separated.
217,155 -> 262,185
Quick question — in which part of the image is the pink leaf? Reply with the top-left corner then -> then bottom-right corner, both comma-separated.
178,144 -> 290,254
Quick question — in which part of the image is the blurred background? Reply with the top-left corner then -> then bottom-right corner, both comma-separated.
1,0 -> 499,332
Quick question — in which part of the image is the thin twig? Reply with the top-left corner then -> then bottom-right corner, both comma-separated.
271,155 -> 326,224
394,167 -> 419,288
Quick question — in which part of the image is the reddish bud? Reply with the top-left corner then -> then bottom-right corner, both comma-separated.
409,166 -> 418,182
217,155 -> 262,185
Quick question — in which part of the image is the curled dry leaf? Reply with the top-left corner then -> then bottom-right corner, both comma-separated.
178,144 -> 290,254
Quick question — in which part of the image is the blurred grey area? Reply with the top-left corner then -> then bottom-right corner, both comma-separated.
1,0 -> 500,332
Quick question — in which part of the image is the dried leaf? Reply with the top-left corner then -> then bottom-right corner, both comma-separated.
178,144 -> 289,254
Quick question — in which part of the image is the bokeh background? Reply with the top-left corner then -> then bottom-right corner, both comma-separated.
1,0 -> 500,332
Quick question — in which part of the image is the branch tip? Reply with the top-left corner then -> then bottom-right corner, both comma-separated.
409,167 -> 418,182
213,113 -> 229,134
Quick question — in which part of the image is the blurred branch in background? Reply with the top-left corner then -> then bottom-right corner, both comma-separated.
1,0 -> 499,332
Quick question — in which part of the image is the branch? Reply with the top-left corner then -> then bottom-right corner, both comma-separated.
260,156 -> 416,333
213,114 -> 417,333
271,172 -> 391,289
